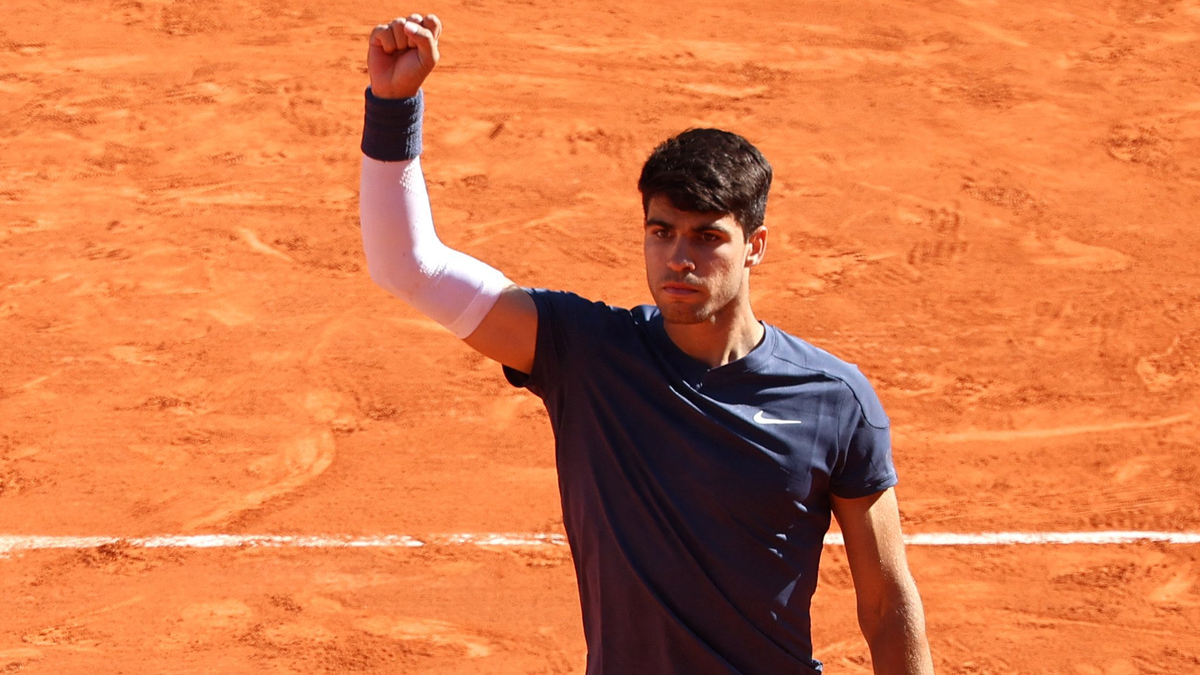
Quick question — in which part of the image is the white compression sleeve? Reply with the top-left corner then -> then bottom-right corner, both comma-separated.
359,156 -> 511,338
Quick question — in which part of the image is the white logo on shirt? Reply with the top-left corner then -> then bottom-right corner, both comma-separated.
753,410 -> 803,425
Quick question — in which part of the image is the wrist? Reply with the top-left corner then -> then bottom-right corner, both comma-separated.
368,85 -> 420,100
361,87 -> 423,161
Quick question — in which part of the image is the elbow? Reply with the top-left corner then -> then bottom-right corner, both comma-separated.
365,255 -> 395,293
365,248 -> 439,303
365,252 -> 408,297
857,576 -> 923,642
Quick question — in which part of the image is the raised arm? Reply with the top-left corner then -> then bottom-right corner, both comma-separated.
831,488 -> 934,675
360,14 -> 537,373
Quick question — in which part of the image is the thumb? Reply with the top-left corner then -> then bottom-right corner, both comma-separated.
403,20 -> 440,71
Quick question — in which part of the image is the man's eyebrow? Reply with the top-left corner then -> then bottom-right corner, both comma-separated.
645,218 -> 732,233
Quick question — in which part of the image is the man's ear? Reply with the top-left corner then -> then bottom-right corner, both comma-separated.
745,226 -> 767,268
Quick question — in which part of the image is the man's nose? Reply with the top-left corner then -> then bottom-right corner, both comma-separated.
666,242 -> 695,273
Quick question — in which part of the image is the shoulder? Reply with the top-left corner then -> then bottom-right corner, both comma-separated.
525,289 -> 644,335
526,288 -> 625,317
768,327 -> 890,429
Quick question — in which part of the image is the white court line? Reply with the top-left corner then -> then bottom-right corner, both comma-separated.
826,531 -> 1200,546
1,531 -> 1198,556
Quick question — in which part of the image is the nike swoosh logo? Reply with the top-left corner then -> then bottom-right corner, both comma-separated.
753,410 -> 803,425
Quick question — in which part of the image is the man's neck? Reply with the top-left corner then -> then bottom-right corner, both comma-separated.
662,300 -> 766,369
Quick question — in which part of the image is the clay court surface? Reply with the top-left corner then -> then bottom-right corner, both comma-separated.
2,0 -> 1200,671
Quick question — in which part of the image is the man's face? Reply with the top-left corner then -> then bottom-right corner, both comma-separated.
643,194 -> 766,325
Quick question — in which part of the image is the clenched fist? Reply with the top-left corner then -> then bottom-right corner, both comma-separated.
368,13 -> 442,100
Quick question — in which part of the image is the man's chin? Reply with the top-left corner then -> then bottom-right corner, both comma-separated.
657,303 -> 708,325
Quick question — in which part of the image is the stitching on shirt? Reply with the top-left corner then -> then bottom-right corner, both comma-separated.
768,353 -> 890,431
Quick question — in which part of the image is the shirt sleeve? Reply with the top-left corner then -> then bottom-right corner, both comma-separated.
502,289 -> 612,400
829,373 -> 898,499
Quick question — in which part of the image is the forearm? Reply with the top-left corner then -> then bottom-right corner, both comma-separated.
860,580 -> 934,675
359,88 -> 509,338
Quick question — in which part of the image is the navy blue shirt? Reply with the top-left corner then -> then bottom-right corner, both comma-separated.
504,290 -> 897,674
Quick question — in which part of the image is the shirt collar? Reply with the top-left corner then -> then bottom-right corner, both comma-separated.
646,309 -> 777,387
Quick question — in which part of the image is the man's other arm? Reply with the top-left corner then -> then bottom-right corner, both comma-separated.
831,488 -> 934,675
362,14 -> 536,374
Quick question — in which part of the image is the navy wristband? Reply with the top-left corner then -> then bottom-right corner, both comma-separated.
361,87 -> 423,161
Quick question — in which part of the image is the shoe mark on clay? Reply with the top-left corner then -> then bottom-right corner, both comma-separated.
1019,230 -> 1132,272
1136,329 -> 1200,392
160,599 -> 257,648
1113,109 -> 1200,172
183,430 -> 335,530
851,255 -> 923,288
160,0 -> 228,37
21,623 -> 101,650
11,98 -> 99,136
935,76 -> 1028,111
355,615 -> 497,659
183,390 -> 343,531
1080,480 -> 1196,529
1107,454 -> 1161,485
798,246 -> 877,292
0,465 -> 40,499
1148,567 -> 1198,606
828,204 -> 968,288
248,596 -> 502,667
1107,122 -> 1175,168
991,607 -> 1179,638
109,0 -> 157,27
284,92 -> 343,138
1025,299 -> 1077,348
900,205 -> 970,269
936,412 -> 1193,443
960,173 -> 1046,217
567,125 -> 635,158
0,647 -> 43,670
1051,559 -> 1154,591
674,82 -> 769,100
0,182 -> 28,203
82,142 -> 154,176
236,228 -> 294,262
1110,0 -> 1185,25
256,621 -> 338,648
134,394 -> 208,416
1072,38 -> 1137,66
1,217 -> 58,239
205,300 -> 256,327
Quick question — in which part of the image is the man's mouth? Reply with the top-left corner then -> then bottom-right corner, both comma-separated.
661,282 -> 702,297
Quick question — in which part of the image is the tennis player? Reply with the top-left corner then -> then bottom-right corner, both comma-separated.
359,13 -> 934,674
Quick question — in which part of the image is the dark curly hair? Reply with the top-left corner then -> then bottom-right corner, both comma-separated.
637,128 -> 772,240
